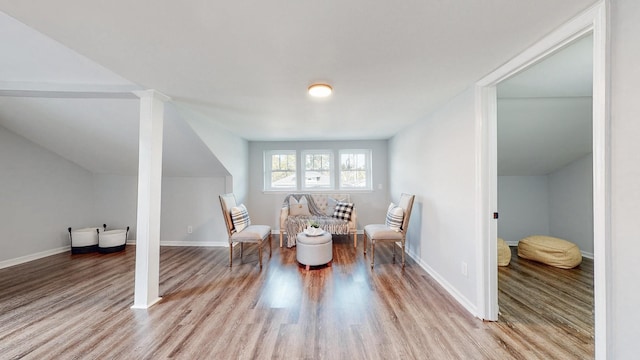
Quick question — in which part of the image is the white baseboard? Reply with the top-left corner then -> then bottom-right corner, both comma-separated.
581,251 -> 594,259
403,245 -> 478,317
161,241 -> 228,247
0,246 -> 70,270
126,240 -> 228,247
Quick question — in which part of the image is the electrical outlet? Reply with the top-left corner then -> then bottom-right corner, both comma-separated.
461,262 -> 468,278
187,226 -> 193,234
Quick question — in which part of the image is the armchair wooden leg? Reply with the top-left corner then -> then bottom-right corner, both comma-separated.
353,232 -> 357,248
229,242 -> 233,268
392,241 -> 396,263
240,243 -> 244,259
259,242 -> 263,269
363,232 -> 367,255
371,241 -> 375,269
401,240 -> 406,269
280,231 -> 283,248
269,234 -> 273,257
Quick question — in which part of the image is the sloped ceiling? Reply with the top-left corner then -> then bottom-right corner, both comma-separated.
0,12 -> 228,177
0,1 -> 597,177
0,0 -> 596,142
497,35 -> 593,176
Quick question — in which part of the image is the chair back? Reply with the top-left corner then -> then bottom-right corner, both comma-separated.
219,193 -> 237,237
398,193 -> 415,233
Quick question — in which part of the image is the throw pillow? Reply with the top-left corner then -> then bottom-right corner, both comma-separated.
385,203 -> 404,232
325,197 -> 338,216
333,202 -> 354,221
289,196 -> 311,216
231,204 -> 251,232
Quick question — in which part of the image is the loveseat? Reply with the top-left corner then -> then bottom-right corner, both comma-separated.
280,193 -> 357,248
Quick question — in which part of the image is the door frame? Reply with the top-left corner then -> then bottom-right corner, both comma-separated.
474,1 -> 609,358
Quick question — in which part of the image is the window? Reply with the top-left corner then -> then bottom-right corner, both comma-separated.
264,150 -> 296,190
302,150 -> 333,189
263,148 -> 373,191
339,150 -> 372,190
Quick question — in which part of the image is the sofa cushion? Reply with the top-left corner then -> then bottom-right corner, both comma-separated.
231,204 -> 251,232
385,203 -> 404,232
325,197 -> 338,216
289,197 -> 311,216
333,202 -> 354,221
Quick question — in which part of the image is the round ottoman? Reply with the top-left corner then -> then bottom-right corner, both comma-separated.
296,231 -> 332,270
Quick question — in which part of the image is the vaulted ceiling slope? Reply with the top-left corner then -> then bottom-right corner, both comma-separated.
0,0 -> 596,142
0,12 -> 228,177
497,34 -> 593,176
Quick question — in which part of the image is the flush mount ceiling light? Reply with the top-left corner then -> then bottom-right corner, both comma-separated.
308,83 -> 333,97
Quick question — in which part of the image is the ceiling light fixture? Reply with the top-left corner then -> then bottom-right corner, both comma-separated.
308,83 -> 333,97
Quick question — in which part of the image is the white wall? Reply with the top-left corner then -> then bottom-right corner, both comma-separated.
389,87 -> 478,311
92,175 -> 228,245
93,174 -> 138,237
177,105 -> 249,202
248,140 -> 390,231
497,176 -> 550,243
0,125 -> 94,262
548,153 -> 593,255
610,0 -> 640,357
497,153 -> 593,255
160,176 -> 227,245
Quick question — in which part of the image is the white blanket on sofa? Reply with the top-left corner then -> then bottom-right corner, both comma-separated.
282,194 -> 350,247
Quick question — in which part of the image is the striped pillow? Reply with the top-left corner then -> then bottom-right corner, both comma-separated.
231,204 -> 251,232
385,203 -> 404,232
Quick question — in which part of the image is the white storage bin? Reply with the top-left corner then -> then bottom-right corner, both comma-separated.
69,225 -> 105,254
98,227 -> 129,253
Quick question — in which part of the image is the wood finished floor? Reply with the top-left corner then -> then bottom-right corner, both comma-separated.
0,239 -> 593,359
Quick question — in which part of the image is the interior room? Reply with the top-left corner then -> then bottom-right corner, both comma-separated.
495,33 -> 595,352
0,1 -> 639,359
497,34 -> 594,256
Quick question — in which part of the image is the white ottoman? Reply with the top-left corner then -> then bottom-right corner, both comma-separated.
69,225 -> 105,254
296,231 -> 332,270
98,227 -> 129,253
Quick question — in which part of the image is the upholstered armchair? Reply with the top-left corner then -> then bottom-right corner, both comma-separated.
363,193 -> 415,269
219,193 -> 272,269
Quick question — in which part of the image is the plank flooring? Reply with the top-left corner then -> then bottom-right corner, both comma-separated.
0,239 -> 593,359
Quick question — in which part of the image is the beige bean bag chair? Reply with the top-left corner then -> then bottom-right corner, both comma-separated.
497,238 -> 511,266
517,235 -> 582,269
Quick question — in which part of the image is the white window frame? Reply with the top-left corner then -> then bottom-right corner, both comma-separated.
264,150 -> 297,191
301,150 -> 334,190
338,149 -> 372,190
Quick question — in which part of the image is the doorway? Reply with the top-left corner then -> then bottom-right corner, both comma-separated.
474,2 -> 609,358
496,33 -> 594,355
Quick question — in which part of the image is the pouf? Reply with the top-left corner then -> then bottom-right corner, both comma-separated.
98,227 -> 129,253
296,231 -> 332,270
497,237 -> 511,266
517,235 -> 582,269
69,225 -> 105,254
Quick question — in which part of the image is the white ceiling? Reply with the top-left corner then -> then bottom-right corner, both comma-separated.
0,1 -> 596,176
497,35 -> 593,176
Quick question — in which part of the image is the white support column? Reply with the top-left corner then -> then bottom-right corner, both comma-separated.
132,89 -> 170,309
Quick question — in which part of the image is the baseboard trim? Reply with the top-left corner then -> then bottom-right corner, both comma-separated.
0,246 -> 70,270
403,245 -> 478,317
125,240 -> 228,247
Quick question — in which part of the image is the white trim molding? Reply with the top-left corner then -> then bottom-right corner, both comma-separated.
474,1 -> 610,359
0,246 -> 70,270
